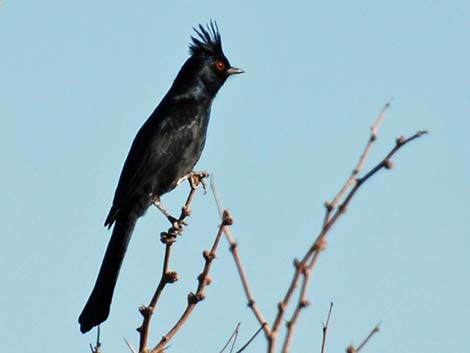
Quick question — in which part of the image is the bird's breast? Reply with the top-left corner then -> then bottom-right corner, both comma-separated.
151,107 -> 211,196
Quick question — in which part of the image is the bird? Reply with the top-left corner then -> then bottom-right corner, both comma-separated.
78,21 -> 243,334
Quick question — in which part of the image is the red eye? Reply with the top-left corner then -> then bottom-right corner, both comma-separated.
215,60 -> 225,71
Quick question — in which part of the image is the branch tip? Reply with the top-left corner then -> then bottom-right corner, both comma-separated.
324,202 -> 334,211
222,209 -> 234,225
396,136 -> 406,146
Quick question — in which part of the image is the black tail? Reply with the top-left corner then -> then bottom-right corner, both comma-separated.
79,211 -> 138,333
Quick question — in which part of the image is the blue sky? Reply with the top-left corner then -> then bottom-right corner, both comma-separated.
1,1 -> 469,352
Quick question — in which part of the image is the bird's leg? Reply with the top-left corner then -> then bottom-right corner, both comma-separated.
153,198 -> 188,237
155,172 -> 208,236
176,171 -> 209,218
153,198 -> 178,226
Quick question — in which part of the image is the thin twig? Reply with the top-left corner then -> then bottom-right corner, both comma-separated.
356,323 -> 380,352
346,323 -> 381,353
124,338 -> 138,353
151,209 -> 232,353
235,323 -> 267,353
219,322 -> 241,353
229,323 -> 241,353
210,180 -> 272,340
210,108 -> 426,353
281,252 -> 324,353
89,326 -> 101,353
272,237 -> 324,351
324,101 -> 391,227
320,303 -> 334,353
279,129 -> 427,353
138,172 -> 208,352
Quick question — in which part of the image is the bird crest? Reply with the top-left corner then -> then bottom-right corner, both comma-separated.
189,21 -> 224,58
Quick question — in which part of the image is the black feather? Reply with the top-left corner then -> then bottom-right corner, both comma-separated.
189,20 -> 223,58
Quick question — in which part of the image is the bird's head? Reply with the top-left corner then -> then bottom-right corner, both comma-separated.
182,21 -> 243,96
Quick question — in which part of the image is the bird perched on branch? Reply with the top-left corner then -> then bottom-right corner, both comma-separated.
79,21 -> 243,334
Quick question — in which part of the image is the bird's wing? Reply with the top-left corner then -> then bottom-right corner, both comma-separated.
104,126 -> 153,227
104,108 -> 198,227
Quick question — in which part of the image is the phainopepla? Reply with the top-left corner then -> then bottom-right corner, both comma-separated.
78,21 -> 243,334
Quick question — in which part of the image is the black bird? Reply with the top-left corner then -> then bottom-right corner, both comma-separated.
78,21 -> 243,334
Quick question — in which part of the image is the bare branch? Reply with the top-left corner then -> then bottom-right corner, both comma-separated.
124,338 -> 138,353
150,208 -> 231,353
210,180 -> 272,340
324,101 -> 391,226
219,322 -> 241,353
346,323 -> 381,353
138,172 -> 208,352
235,323 -> 267,353
89,326 -> 101,353
279,128 -> 427,352
320,302 -> 334,353
209,106 -> 426,353
230,325 -> 240,353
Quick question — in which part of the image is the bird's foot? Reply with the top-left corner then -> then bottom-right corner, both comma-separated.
177,171 -> 209,193
168,216 -> 187,233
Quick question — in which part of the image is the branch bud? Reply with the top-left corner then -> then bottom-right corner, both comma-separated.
182,205 -> 192,217
188,292 -> 206,304
203,250 -> 215,261
324,202 -> 334,211
165,271 -> 178,283
187,292 -> 197,304
138,305 -> 153,318
396,136 -> 406,146
197,273 -> 212,286
384,159 -> 394,169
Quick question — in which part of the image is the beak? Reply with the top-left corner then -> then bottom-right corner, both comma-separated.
227,67 -> 244,75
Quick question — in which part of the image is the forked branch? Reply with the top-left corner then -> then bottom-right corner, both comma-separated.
278,128 -> 427,352
150,208 -> 234,353
137,172 -> 208,353
211,103 -> 427,353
